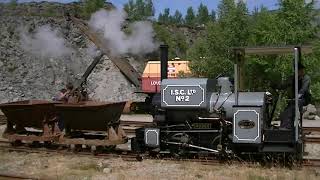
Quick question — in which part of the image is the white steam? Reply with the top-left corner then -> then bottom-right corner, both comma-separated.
89,9 -> 157,56
20,25 -> 72,58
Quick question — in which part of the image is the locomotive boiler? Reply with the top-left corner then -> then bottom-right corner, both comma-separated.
132,45 -> 311,159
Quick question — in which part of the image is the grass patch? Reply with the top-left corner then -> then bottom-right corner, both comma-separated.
248,173 -> 269,180
70,162 -> 99,171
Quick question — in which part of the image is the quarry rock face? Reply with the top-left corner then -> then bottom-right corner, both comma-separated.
0,2 -> 145,103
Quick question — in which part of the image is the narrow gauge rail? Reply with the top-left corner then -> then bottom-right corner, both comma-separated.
0,173 -> 37,180
0,139 -> 320,167
303,127 -> 320,134
304,136 -> 320,143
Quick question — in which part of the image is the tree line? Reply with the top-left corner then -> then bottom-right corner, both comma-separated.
158,4 -> 215,26
79,0 -> 320,103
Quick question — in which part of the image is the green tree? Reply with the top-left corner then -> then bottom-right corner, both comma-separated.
172,10 -> 184,24
210,10 -> 216,22
158,8 -> 170,24
144,0 -> 155,17
249,6 -> 279,45
218,0 -> 249,47
154,24 -> 188,58
277,0 -> 316,44
188,0 -> 249,77
245,0 -> 319,96
277,0 -> 319,101
185,7 -> 196,26
188,23 -> 232,77
197,3 -> 210,25
81,0 -> 105,18
124,0 -> 154,21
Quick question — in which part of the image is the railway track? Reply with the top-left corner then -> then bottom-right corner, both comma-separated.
0,120 -> 319,169
303,127 -> 320,134
0,173 -> 37,180
0,139 -> 320,168
303,127 -> 320,143
304,136 -> 320,143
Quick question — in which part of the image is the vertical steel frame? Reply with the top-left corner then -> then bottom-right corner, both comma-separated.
294,47 -> 301,141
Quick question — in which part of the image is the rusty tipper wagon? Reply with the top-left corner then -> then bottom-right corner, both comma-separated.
55,101 -> 128,147
0,100 -> 62,143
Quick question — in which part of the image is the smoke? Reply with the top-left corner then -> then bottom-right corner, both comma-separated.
20,25 -> 73,58
88,9 -> 157,56
85,43 -> 100,58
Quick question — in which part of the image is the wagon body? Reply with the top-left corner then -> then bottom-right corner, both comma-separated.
55,101 -> 126,132
0,100 -> 60,129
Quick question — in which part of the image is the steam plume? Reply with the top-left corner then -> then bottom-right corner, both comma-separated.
88,9 -> 157,56
20,25 -> 72,58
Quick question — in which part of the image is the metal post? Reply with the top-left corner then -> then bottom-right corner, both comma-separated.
234,50 -> 239,106
294,47 -> 299,141
234,64 -> 238,105
239,52 -> 245,91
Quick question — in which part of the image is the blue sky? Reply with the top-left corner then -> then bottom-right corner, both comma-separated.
1,0 -> 282,17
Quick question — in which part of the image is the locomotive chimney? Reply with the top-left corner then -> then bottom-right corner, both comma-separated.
160,44 -> 169,81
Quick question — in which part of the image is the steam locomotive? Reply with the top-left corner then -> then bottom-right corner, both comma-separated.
132,45 -> 308,160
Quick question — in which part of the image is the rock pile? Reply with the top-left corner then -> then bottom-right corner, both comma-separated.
303,104 -> 320,120
0,2 -> 146,103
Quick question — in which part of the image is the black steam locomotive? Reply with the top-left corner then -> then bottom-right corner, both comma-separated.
132,45 -> 311,160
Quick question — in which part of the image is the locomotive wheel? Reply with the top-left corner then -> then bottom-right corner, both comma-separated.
211,135 -> 221,148
70,144 -> 82,152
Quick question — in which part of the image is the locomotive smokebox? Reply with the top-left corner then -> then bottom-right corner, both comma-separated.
160,44 -> 169,81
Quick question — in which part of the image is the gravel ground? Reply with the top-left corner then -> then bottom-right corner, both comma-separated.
0,150 -> 319,180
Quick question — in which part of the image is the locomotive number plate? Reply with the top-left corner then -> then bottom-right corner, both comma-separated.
162,85 -> 204,106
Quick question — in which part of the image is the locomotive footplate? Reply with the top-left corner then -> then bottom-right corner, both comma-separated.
263,128 -> 294,143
